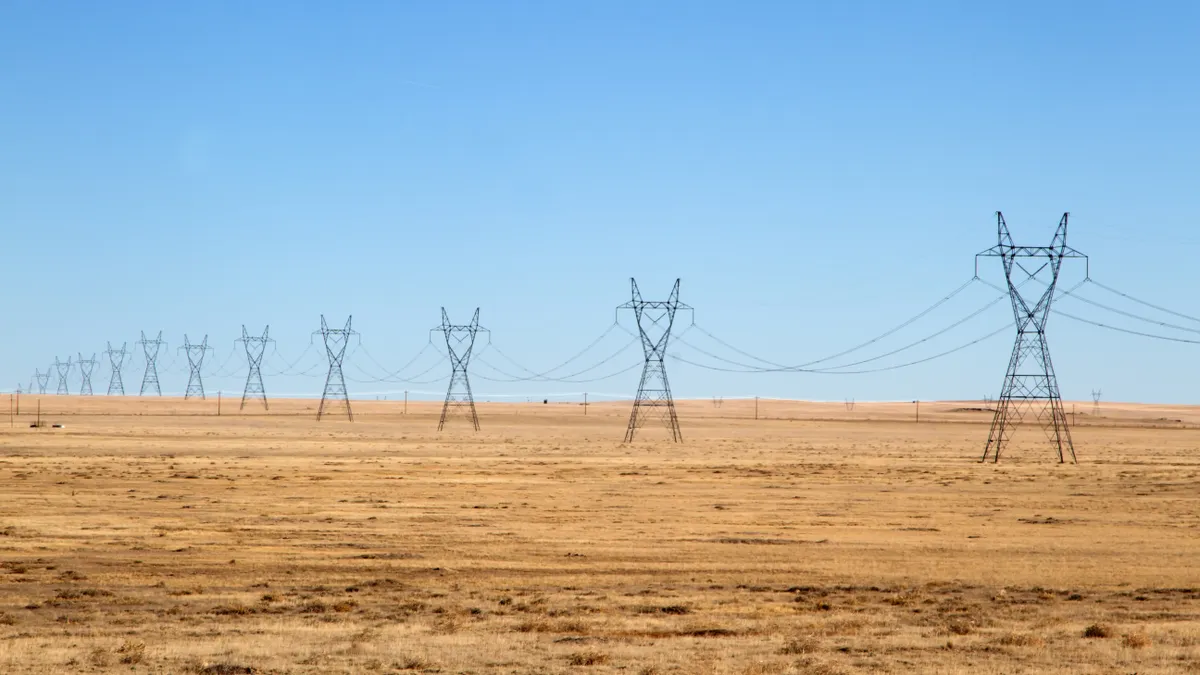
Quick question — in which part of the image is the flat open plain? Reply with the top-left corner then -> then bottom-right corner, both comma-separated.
1,395 -> 1200,674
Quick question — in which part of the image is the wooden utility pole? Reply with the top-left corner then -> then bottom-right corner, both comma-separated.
584,392 -> 588,416
217,391 -> 222,416
914,400 -> 920,424
404,390 -> 408,415
755,396 -> 759,420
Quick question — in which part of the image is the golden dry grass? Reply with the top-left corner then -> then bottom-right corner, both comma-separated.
1,394 -> 1200,673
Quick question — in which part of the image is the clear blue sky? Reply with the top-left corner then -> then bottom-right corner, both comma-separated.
3,1 -> 1200,403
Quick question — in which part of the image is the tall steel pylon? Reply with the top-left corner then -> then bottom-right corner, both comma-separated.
978,212 -> 1086,463
77,353 -> 97,396
34,369 -> 50,394
105,342 -> 128,395
316,315 -> 355,421
53,357 -> 72,395
619,278 -> 690,442
138,331 -> 166,396
180,335 -> 214,400
433,308 -> 486,431
237,325 -> 273,410
1091,389 -> 1102,417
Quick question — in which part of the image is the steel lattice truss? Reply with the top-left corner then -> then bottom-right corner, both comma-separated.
316,315 -> 354,421
434,308 -> 485,431
138,331 -> 166,396
53,357 -> 72,396
978,212 -> 1086,463
76,352 -> 97,396
34,369 -> 50,395
180,335 -> 214,400
238,325 -> 273,410
619,278 -> 690,442
105,342 -> 128,396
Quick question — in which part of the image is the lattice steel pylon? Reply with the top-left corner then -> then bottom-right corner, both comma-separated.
237,325 -> 273,410
53,357 -> 72,395
34,369 -> 50,394
433,308 -> 486,431
1091,389 -> 1102,417
978,212 -> 1086,463
138,331 -> 166,396
77,353 -> 97,396
180,335 -> 214,400
105,342 -> 128,395
619,278 -> 690,443
316,315 -> 355,421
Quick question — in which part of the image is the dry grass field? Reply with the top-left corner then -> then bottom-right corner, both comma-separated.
2,395 -> 1200,674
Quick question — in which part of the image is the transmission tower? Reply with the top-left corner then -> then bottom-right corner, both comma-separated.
138,331 -> 166,396
34,369 -> 50,394
316,315 -> 355,421
104,342 -> 128,395
180,335 -> 214,400
77,353 -> 97,396
978,212 -> 1086,463
433,308 -> 486,431
53,357 -> 72,395
619,278 -> 690,442
1091,389 -> 1102,417
237,325 -> 273,410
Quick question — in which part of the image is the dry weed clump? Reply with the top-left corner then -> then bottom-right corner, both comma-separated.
945,619 -> 974,636
117,639 -> 146,664
197,665 -> 256,675
397,655 -> 434,670
1122,631 -> 1152,649
996,632 -> 1046,648
567,650 -> 610,665
779,636 -> 820,654
741,661 -> 788,675
88,646 -> 111,667
1083,623 -> 1114,639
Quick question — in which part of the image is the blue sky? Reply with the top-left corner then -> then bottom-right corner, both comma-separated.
3,1 -> 1200,403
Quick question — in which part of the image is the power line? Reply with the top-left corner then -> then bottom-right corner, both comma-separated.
685,277 -> 980,371
356,341 -> 440,381
469,323 -> 627,382
1062,282 -> 1200,335
1087,278 -> 1200,325
1053,309 -> 1200,344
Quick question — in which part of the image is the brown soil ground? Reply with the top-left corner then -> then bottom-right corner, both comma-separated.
1,395 -> 1199,674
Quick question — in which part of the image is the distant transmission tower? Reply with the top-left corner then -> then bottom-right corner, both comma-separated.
619,278 -> 690,442
979,212 -> 1086,463
316,315 -> 355,421
434,308 -> 486,431
180,335 -> 214,400
1091,389 -> 1102,417
53,357 -> 72,395
77,353 -> 97,396
34,369 -> 50,394
105,342 -> 128,395
237,325 -> 273,410
138,331 -> 166,396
